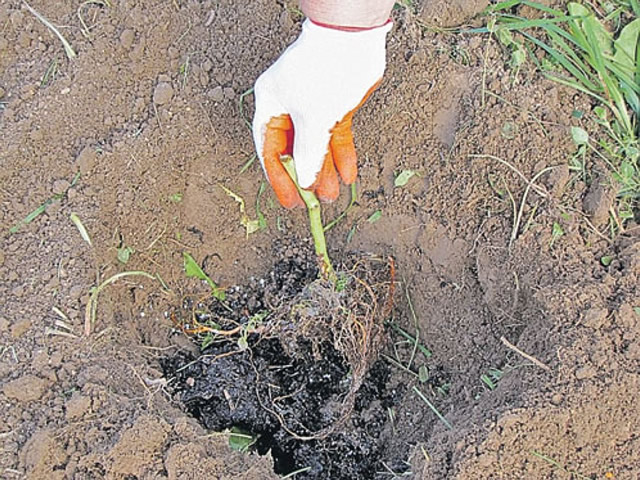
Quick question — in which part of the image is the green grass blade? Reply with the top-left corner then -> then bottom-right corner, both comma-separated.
388,322 -> 433,358
70,212 -> 93,246
540,27 -> 601,89
9,200 -> 52,233
23,1 -> 77,59
607,63 -> 640,95
486,0 -> 522,12
582,16 -> 634,135
486,0 -> 563,16
542,72 -> 611,106
465,13 -> 578,34
413,386 -> 453,430
492,15 -> 582,31
238,87 -> 254,131
521,32 -> 600,92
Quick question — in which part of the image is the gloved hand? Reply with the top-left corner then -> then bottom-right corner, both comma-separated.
252,19 -> 392,208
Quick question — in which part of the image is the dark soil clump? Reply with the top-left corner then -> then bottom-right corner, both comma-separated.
163,251 -> 404,479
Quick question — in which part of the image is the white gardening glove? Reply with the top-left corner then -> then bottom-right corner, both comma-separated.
253,19 -> 392,208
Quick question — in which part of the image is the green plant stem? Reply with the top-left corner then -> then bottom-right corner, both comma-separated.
281,156 -> 336,283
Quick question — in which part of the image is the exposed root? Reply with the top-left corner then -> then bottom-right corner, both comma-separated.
255,254 -> 394,440
171,253 -> 395,441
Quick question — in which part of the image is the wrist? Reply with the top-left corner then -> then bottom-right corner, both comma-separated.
300,0 -> 395,29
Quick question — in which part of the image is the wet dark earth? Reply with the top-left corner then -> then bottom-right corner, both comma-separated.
164,342 -> 398,478
161,247 -> 427,479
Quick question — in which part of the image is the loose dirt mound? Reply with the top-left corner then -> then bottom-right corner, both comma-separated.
1,1 -> 638,479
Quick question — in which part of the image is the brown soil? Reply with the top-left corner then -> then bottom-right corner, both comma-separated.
1,1 -> 638,479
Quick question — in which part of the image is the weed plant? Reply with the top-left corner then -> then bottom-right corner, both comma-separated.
473,1 -> 639,233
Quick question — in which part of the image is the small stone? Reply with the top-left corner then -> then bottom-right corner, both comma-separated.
0,317 -> 9,332
583,177 -> 615,227
134,97 -> 146,113
11,319 -> 31,338
18,31 -> 31,48
30,129 -> 43,142
158,74 -> 171,83
575,366 -> 596,380
153,82 -> 173,105
167,46 -> 179,59
547,164 -> 570,197
52,179 -> 71,195
11,284 -> 25,298
3,375 -> 49,402
10,10 -> 24,27
0,87 -> 5,99
65,393 -> 91,420
60,87 -> 70,95
279,10 -> 293,31
49,352 -> 64,368
223,87 -> 235,100
76,146 -> 96,174
0,249 -> 4,266
582,308 -> 608,329
21,430 -> 68,479
120,29 -> 135,49
129,35 -> 146,60
202,59 -> 213,72
208,86 -> 224,102
550,393 -> 564,406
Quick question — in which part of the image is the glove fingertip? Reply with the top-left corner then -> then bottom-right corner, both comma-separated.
330,130 -> 358,184
312,152 -> 340,203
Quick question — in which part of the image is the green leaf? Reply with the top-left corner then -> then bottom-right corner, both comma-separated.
237,336 -> 248,351
394,170 -> 419,187
496,27 -> 515,47
244,219 -> 262,236
256,181 -> 267,230
550,221 -> 564,247
612,18 -> 640,71
552,222 -> 564,236
581,7 -> 614,56
183,252 -> 225,300
511,46 -> 527,67
501,121 -> 518,139
620,82 -> 640,116
367,210 -> 382,223
117,245 -> 135,264
169,193 -> 183,203
220,185 -> 262,238
70,213 -> 93,247
228,427 -> 256,453
620,161 -> 636,180
201,333 -> 215,350
481,374 -> 497,390
593,105 -> 607,120
418,365 -> 429,383
571,126 -> 589,145
600,255 -> 613,266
